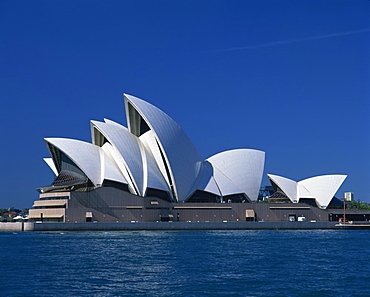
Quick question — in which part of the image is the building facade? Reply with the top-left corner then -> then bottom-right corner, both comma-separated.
29,94 -> 347,223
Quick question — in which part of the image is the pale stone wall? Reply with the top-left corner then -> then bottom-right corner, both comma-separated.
0,222 -> 24,231
28,208 -> 65,219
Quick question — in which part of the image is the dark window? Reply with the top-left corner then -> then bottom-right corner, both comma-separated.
146,188 -> 172,202
223,193 -> 248,203
299,198 -> 318,207
187,190 -> 220,203
140,117 -> 150,135
40,196 -> 69,200
102,180 -> 130,192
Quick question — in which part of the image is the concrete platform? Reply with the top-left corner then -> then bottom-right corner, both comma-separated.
0,222 -> 25,231
1,221 -> 338,231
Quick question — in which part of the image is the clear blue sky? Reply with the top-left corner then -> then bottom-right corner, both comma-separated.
1,0 -> 369,209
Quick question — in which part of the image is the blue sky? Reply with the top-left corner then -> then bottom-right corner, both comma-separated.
1,0 -> 369,209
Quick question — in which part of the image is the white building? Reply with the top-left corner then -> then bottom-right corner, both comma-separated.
344,192 -> 354,201
29,93 -> 349,223
42,94 -> 266,203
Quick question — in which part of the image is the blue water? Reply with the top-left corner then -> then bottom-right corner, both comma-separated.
2,230 -> 370,296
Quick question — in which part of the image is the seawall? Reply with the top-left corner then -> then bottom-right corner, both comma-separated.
0,222 -> 25,231
1,221 -> 338,231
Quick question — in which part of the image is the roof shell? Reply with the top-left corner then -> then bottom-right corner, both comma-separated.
43,158 -> 58,176
299,174 -> 347,208
195,161 -> 222,196
102,145 -> 128,185
267,173 -> 347,208
210,167 -> 244,196
91,120 -> 144,195
207,149 -> 265,201
138,130 -> 170,186
104,119 -> 170,194
124,94 -> 202,202
142,145 -> 171,194
44,138 -> 104,186
92,119 -> 170,195
267,174 -> 298,202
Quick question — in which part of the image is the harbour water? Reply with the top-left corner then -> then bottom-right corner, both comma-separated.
2,230 -> 370,296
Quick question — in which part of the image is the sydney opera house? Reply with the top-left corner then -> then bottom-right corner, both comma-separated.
29,94 -> 347,223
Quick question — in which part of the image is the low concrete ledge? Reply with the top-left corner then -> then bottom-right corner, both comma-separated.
18,221 -> 338,231
0,222 -> 25,231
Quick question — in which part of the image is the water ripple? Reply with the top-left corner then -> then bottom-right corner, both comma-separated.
1,230 -> 370,296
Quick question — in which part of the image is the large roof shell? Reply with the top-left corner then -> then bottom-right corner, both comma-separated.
45,138 -> 127,187
299,175 -> 347,208
142,145 -> 172,195
297,183 -> 314,199
91,120 -> 144,195
91,119 -> 170,196
138,130 -> 170,186
210,167 -> 244,197
92,119 -> 170,195
44,138 -> 104,186
124,94 -> 202,202
103,120 -> 169,193
101,143 -> 128,185
207,149 -> 265,201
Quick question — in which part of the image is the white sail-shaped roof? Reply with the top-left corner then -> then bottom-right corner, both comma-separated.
43,93 -> 274,203
267,174 -> 347,208
195,161 -> 222,196
44,138 -> 104,186
102,145 -> 128,185
143,147 -> 172,194
91,119 -> 144,195
42,92 -> 349,209
91,119 -> 170,196
43,158 -> 58,176
211,167 -> 244,197
124,94 -> 202,202
267,174 -> 298,203
207,149 -> 265,201
103,119 -> 170,194
138,130 -> 170,186
297,183 -> 314,199
299,175 -> 347,208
